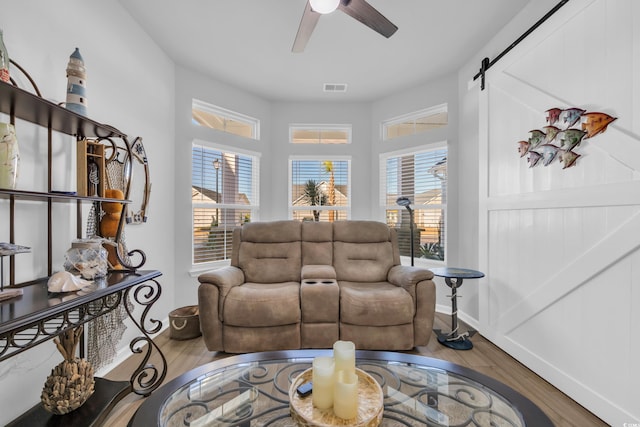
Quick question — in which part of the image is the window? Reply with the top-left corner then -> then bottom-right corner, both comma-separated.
381,145 -> 447,262
382,104 -> 448,140
289,157 -> 350,221
290,124 -> 351,144
192,99 -> 260,140
192,143 -> 260,264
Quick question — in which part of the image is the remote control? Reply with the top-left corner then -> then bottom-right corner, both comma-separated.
296,382 -> 313,397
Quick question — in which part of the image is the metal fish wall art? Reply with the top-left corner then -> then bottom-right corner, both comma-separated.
528,129 -> 546,149
518,140 -> 530,157
559,149 -> 581,169
518,107 -> 617,169
527,151 -> 542,168
558,108 -> 586,129
581,112 -> 617,138
540,144 -> 559,166
558,129 -> 587,151
543,126 -> 561,143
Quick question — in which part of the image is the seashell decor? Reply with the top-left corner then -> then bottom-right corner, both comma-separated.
47,271 -> 93,293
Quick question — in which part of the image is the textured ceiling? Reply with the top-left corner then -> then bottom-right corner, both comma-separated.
120,0 -> 530,102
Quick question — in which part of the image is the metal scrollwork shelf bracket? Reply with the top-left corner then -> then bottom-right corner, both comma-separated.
123,279 -> 167,396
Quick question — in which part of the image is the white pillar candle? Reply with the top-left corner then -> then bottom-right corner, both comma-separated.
333,340 -> 355,376
333,369 -> 359,420
312,356 -> 334,410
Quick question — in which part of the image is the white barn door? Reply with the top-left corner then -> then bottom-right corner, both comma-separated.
477,0 -> 640,424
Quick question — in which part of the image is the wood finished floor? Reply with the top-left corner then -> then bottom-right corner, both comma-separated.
103,312 -> 606,426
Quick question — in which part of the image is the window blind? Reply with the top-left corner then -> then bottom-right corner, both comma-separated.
192,144 -> 259,264
290,158 -> 350,222
381,147 -> 447,261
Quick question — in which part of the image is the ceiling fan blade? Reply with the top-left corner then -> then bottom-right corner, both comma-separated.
338,0 -> 398,38
292,1 -> 321,53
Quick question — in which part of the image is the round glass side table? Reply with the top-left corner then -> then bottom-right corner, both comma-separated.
430,267 -> 484,350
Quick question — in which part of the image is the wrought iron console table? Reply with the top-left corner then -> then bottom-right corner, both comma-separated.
1,270 -> 167,426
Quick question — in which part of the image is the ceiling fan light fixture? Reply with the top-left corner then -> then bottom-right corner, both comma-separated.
310,0 -> 340,14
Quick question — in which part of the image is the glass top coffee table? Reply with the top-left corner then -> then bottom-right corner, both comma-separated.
129,350 -> 552,427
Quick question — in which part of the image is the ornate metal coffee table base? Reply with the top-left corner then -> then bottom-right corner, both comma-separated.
129,350 -> 553,427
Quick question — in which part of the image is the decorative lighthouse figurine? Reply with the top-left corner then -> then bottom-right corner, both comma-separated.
65,48 -> 87,116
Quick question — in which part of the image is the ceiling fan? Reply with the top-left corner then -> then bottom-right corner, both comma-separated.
292,0 -> 398,53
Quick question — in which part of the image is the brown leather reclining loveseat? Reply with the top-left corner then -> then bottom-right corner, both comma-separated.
197,220 -> 435,353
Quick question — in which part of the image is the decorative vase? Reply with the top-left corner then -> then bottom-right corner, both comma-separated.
0,122 -> 19,189
64,238 -> 108,279
0,28 -> 9,83
41,327 -> 95,415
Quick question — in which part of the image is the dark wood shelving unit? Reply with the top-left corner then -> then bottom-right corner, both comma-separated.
0,81 -> 125,139
0,188 -> 131,203
1,271 -> 166,427
0,78 -> 165,426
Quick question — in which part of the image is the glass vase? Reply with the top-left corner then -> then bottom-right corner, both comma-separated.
0,122 -> 19,189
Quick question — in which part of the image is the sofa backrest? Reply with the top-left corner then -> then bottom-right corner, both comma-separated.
301,221 -> 333,265
233,221 -> 302,283
231,220 -> 400,283
332,221 -> 399,282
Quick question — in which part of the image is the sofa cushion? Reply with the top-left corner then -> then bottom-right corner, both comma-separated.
302,221 -> 333,265
333,242 -> 394,282
238,221 -> 302,283
223,282 -> 301,327
333,220 -> 391,243
239,242 -> 301,283
339,281 -> 415,326
241,220 -> 302,243
332,221 -> 395,282
301,264 -> 336,280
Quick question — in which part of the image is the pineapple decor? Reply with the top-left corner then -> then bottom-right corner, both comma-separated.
41,326 -> 95,415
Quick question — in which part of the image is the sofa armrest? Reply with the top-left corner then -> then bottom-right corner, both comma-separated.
388,265 -> 436,346
301,264 -> 337,280
387,265 -> 434,289
198,265 -> 245,288
198,266 -> 245,318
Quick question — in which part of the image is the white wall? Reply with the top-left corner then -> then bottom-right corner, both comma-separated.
0,1 -> 175,424
173,69 -> 462,307
371,74 -> 460,310
3,0 -> 631,424
173,65 -> 272,307
461,0 -> 639,424
270,101 -> 372,220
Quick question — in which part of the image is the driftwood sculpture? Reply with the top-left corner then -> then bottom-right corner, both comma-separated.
41,326 -> 95,415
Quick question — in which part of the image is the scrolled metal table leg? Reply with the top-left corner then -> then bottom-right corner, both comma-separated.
124,278 -> 168,396
438,277 -> 473,350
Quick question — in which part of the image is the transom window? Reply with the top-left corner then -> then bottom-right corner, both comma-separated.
289,157 -> 350,221
192,142 -> 260,264
382,104 -> 448,140
192,99 -> 260,140
380,144 -> 447,262
290,124 -> 351,144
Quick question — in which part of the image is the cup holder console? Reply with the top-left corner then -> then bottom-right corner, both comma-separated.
302,279 -> 337,286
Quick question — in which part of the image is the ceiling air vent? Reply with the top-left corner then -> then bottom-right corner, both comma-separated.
323,83 -> 348,93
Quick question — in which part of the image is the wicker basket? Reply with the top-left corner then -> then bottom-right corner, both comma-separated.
289,368 -> 383,427
169,305 -> 201,340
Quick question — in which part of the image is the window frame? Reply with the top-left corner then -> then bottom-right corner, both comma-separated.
381,103 -> 448,141
192,99 -> 260,140
379,142 -> 448,265
288,155 -> 352,221
289,124 -> 352,144
191,139 -> 261,268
